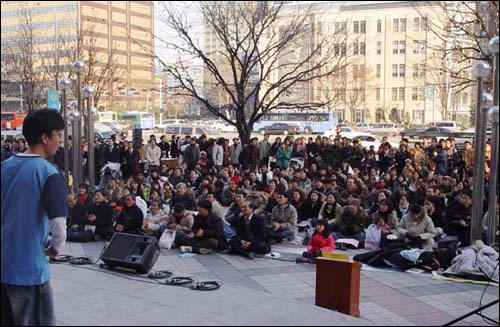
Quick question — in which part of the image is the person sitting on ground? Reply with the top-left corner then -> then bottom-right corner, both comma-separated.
318,192 -> 342,229
77,183 -> 93,210
179,200 -> 227,254
266,191 -> 298,243
86,190 -> 114,241
142,200 -> 169,239
298,219 -> 335,264
370,199 -> 398,230
290,188 -> 308,223
225,192 -> 246,225
115,194 -> 144,234
169,167 -> 185,188
332,198 -> 368,248
166,203 -> 194,247
396,203 -> 436,250
228,202 -> 270,259
248,185 -> 269,215
171,182 -> 197,211
303,190 -> 323,222
444,189 -> 473,246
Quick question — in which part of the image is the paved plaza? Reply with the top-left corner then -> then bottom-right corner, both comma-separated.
51,241 -> 499,326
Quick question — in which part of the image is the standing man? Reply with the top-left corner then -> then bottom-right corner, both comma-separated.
1,109 -> 68,326
258,134 -> 271,168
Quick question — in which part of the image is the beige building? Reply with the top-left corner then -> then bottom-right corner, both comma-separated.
202,1 -> 475,126
1,1 -> 154,112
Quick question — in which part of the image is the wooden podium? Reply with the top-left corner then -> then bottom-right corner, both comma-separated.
315,257 -> 361,317
160,158 -> 179,169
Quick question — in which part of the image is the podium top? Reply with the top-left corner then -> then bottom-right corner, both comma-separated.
316,256 -> 362,268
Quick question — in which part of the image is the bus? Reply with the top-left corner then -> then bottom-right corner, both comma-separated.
96,111 -> 121,123
252,108 -> 338,134
1,112 -> 25,130
121,111 -> 155,130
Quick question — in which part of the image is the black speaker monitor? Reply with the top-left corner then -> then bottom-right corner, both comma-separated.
101,233 -> 160,274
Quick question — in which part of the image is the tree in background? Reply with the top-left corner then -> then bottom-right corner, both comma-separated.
150,1 -> 349,144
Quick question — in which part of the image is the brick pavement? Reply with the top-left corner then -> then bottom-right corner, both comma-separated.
51,241 -> 499,326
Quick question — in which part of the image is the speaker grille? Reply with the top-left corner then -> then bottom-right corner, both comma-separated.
103,233 -> 138,259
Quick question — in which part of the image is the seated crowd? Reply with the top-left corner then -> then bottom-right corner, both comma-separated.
21,131 -> 497,261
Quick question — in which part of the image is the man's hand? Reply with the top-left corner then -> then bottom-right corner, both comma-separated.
196,228 -> 204,237
169,223 -> 177,230
45,246 -> 58,259
142,221 -> 149,229
273,223 -> 280,231
458,219 -> 468,227
115,224 -> 124,232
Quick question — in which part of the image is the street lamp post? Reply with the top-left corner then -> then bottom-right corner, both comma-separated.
470,60 -> 492,243
83,86 -> 95,193
67,108 -> 81,193
486,36 -> 499,244
58,77 -> 72,187
72,60 -> 85,190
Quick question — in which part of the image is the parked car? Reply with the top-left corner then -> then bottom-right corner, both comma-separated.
259,123 -> 300,135
370,123 -> 400,136
154,119 -> 187,132
355,122 -> 371,130
196,120 -> 238,133
163,124 -> 216,139
103,121 -> 128,137
400,125 -> 432,138
350,133 -> 399,149
428,120 -> 461,132
402,126 -> 453,139
323,126 -> 357,138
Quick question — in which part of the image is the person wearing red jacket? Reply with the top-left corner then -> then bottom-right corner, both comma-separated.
297,219 -> 335,264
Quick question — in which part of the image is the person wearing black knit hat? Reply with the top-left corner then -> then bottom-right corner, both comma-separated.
179,199 -> 227,254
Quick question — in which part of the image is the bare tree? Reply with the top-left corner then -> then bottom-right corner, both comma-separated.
150,1 -> 348,144
415,1 -> 499,100
1,8 -> 47,112
344,64 -> 372,123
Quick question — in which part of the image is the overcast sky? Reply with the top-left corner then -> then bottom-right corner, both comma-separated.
154,1 -> 203,65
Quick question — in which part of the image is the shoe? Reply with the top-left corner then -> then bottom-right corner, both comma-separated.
247,252 -> 255,260
198,248 -> 212,255
295,257 -> 308,264
180,246 -> 192,253
339,243 -> 347,251
302,251 -> 309,258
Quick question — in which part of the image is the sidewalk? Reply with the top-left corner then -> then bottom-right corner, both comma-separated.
52,241 -> 499,326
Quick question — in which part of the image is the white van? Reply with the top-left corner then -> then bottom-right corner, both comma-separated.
429,121 -> 460,131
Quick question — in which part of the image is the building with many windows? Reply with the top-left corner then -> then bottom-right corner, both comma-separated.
1,1 -> 154,112
202,1 -> 476,126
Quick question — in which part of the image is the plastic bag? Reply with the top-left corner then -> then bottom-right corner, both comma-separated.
159,229 -> 176,249
365,224 -> 382,250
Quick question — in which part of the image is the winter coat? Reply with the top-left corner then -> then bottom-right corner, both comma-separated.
212,144 -> 224,166
229,144 -> 242,165
270,203 -> 298,234
143,209 -> 169,235
336,200 -> 368,235
318,202 -> 342,225
308,233 -> 335,254
444,244 -> 499,282
167,210 -> 194,236
145,143 -> 161,167
276,146 -> 291,169
397,209 -> 436,250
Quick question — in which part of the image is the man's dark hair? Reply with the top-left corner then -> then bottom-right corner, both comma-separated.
22,109 -> 64,146
461,189 -> 473,199
198,199 -> 212,211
